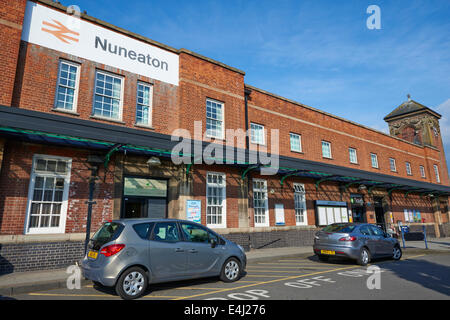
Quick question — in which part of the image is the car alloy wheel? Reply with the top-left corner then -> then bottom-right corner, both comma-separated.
116,266 -> 148,300
221,258 -> 241,282
393,246 -> 402,260
358,248 -> 370,266
123,271 -> 145,297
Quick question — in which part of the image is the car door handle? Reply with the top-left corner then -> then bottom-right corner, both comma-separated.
175,248 -> 184,253
188,249 -> 198,253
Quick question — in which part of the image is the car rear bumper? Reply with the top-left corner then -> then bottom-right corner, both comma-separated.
313,244 -> 360,260
81,258 -> 117,287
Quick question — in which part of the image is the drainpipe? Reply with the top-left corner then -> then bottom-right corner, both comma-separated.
244,87 -> 252,150
244,87 -> 253,234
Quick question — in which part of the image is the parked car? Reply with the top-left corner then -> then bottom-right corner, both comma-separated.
313,223 -> 402,266
81,219 -> 247,300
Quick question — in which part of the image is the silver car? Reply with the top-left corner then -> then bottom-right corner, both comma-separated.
81,219 -> 247,300
313,223 -> 402,266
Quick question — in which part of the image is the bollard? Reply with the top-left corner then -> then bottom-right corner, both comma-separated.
423,225 -> 428,250
401,227 -> 406,249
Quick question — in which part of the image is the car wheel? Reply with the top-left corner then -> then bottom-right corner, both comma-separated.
115,267 -> 148,300
392,245 -> 402,261
357,247 -> 370,266
317,254 -> 329,262
220,257 -> 241,283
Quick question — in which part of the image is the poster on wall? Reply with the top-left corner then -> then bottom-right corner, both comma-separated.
404,209 -> 409,222
186,200 -> 201,223
275,204 -> 285,226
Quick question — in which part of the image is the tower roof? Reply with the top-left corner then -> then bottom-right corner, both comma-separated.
384,96 -> 441,121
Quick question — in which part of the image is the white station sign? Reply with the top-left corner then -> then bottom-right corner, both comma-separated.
21,1 -> 179,86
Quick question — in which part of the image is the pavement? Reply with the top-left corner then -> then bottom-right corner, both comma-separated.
1,237 -> 449,297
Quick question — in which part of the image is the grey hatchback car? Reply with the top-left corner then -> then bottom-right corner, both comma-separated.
313,223 -> 402,266
81,219 -> 247,300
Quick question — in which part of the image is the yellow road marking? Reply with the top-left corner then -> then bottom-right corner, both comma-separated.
172,254 -> 428,300
172,265 -> 355,300
248,266 -> 335,269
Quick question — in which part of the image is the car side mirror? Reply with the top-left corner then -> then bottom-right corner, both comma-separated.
210,238 -> 217,248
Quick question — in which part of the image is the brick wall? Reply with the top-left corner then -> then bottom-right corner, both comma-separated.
0,241 -> 84,275
247,87 -> 448,186
0,0 -> 27,106
0,141 -> 115,235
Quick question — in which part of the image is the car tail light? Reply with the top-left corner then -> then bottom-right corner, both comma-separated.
339,236 -> 357,242
100,244 -> 125,257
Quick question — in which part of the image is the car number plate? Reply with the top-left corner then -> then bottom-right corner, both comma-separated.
88,251 -> 98,259
321,250 -> 335,255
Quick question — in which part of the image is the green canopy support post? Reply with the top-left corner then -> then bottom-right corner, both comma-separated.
343,181 -> 363,193
103,144 -> 124,168
280,170 -> 305,186
405,188 -> 426,199
387,185 -> 404,197
315,176 -> 337,191
241,165 -> 259,180
186,163 -> 193,176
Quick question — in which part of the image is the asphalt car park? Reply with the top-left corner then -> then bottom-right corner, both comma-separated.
6,252 -> 450,300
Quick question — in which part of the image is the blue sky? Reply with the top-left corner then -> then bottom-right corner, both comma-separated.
71,0 -> 450,171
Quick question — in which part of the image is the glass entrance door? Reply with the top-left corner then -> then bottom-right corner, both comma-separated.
122,177 -> 168,219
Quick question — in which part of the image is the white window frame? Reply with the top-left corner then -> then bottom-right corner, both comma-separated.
135,81 -> 153,127
434,165 -> 441,183
420,165 -> 426,178
253,179 -> 269,227
322,141 -> 332,159
389,158 -> 397,172
54,60 -> 80,112
206,172 -> 227,229
405,162 -> 412,176
206,98 -> 225,140
370,153 -> 379,169
294,183 -> 308,226
349,148 -> 358,164
92,70 -> 124,121
24,155 -> 72,235
290,133 -> 302,153
250,123 -> 265,145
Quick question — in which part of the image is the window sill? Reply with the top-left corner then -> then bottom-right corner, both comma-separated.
134,123 -> 155,130
51,108 -> 80,116
90,115 -> 126,124
290,150 -> 304,155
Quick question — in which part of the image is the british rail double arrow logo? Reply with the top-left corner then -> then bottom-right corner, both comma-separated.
41,19 -> 80,44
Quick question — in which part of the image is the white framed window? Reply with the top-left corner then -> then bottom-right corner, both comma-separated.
253,179 -> 269,227
370,153 -> 379,169
322,141 -> 332,159
206,172 -> 227,228
206,99 -> 224,139
420,165 -> 426,178
25,155 -> 72,234
54,60 -> 80,112
290,133 -> 302,153
389,158 -> 397,172
434,165 -> 441,183
349,148 -> 358,164
294,183 -> 308,226
93,70 -> 124,120
250,123 -> 265,145
135,82 -> 153,126
406,162 -> 412,176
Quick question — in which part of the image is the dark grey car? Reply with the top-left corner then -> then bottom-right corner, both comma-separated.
313,223 -> 402,266
81,219 -> 247,300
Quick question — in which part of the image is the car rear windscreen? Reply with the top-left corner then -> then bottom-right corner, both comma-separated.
322,224 -> 357,233
90,222 -> 124,250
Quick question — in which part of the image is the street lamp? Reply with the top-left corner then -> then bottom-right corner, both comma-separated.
84,155 -> 102,255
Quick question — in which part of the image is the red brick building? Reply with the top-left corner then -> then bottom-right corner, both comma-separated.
0,0 -> 449,273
